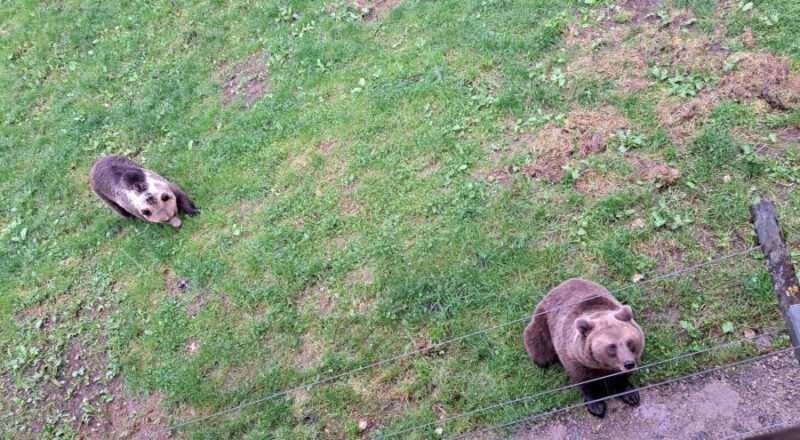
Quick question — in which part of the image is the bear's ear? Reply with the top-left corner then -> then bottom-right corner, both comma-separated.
576,318 -> 594,336
615,305 -> 633,322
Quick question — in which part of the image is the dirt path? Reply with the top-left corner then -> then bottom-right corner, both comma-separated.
513,350 -> 800,440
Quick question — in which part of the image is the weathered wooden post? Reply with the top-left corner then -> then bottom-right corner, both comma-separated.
750,201 -> 800,362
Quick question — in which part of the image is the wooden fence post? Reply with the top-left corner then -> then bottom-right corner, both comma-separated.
750,201 -> 800,362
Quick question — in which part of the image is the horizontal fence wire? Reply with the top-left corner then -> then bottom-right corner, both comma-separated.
372,327 -> 787,439
719,416 -> 800,440
448,346 -> 798,440
142,245 -> 761,438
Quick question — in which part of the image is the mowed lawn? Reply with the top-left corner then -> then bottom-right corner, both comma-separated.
1,0 -> 799,438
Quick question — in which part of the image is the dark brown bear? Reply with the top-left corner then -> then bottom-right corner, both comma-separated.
90,155 -> 198,227
524,278 -> 645,417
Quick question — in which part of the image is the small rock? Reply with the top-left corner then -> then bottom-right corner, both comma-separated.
435,427 -> 444,435
177,278 -> 190,291
632,273 -> 645,283
358,420 -> 368,431
723,175 -> 731,183
743,328 -> 756,339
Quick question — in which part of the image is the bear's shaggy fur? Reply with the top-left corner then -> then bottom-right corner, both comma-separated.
524,278 -> 645,417
90,155 -> 198,227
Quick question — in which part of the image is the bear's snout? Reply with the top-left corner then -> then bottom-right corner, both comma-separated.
624,361 -> 636,370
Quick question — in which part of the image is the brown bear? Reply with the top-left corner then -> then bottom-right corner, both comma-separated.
90,155 -> 198,227
523,278 -> 645,418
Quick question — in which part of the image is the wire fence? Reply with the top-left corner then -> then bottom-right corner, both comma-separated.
373,327 -> 787,439
142,244 -> 765,438
447,346 -> 798,440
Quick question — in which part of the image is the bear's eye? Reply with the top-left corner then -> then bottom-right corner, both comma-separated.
605,345 -> 617,357
161,193 -> 171,202
141,209 -> 152,217
627,340 -> 637,352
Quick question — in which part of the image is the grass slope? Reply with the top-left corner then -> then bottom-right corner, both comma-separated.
1,0 -> 799,438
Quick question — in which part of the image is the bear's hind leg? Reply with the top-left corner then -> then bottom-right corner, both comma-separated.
523,307 -> 557,368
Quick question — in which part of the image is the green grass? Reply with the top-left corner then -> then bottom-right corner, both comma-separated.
1,0 -> 799,438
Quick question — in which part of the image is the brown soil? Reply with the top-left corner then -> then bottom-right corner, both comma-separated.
217,50 -> 271,108
719,52 -> 800,111
520,124 -> 574,183
3,338 -> 178,439
507,106 -> 630,184
779,126 -> 800,143
621,0 -> 665,24
566,106 -> 629,157
106,387 -> 186,440
654,95 -> 719,149
515,350 -> 800,440
631,155 -> 680,188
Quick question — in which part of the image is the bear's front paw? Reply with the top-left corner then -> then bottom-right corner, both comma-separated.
586,400 -> 606,418
619,390 -> 641,406
184,204 -> 200,216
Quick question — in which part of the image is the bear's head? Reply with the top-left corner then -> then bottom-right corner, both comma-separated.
138,190 -> 181,227
575,305 -> 644,373
123,168 -> 183,227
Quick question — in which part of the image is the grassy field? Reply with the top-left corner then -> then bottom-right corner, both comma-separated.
2,0 -> 800,438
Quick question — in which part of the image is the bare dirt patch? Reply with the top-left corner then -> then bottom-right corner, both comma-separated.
488,107 -> 629,185
515,350 -> 800,440
719,52 -> 800,111
216,50 -> 271,108
520,124 -> 574,183
106,387 -> 183,440
566,106 -> 629,157
620,0 -> 665,23
3,337 -> 180,439
293,332 -> 324,369
186,293 -> 205,317
635,236 -> 685,273
300,285 -> 338,320
778,125 -> 800,144
688,224 -> 749,256
317,141 -> 335,155
631,155 -> 679,188
574,170 -> 626,199
419,163 -> 440,178
569,47 -> 651,95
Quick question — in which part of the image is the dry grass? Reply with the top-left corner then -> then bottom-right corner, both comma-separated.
719,52 -> 800,110
574,169 -> 627,198
630,155 -> 680,188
